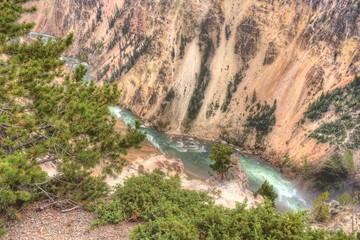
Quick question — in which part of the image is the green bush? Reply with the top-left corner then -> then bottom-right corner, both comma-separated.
338,192 -> 355,206
93,172 -> 357,239
312,192 -> 330,222
94,171 -> 212,226
130,216 -> 198,240
0,152 -> 47,218
43,162 -> 109,209
254,180 -> 278,205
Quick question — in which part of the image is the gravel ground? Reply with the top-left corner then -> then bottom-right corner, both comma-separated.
4,201 -> 137,240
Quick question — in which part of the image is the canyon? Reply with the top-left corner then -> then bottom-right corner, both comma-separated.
21,0 -> 360,189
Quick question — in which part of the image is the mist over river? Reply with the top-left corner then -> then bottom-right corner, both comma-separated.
109,106 -> 311,211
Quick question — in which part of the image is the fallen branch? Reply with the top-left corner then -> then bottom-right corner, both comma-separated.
60,206 -> 80,213
36,155 -> 57,164
35,183 -> 55,203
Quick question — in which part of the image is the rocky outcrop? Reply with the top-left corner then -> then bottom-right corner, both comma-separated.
211,154 -> 249,190
312,200 -> 360,234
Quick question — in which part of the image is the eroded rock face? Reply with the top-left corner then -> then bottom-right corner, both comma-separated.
23,0 -> 360,172
306,64 -> 325,95
235,17 -> 260,64
263,42 -> 278,65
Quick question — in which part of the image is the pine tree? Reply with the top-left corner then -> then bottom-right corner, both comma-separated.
209,143 -> 233,179
0,0 -> 146,231
254,180 -> 278,205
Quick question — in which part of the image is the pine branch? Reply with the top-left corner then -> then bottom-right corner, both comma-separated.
0,98 -> 15,115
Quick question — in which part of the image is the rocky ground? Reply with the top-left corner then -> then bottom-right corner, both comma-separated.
4,201 -> 138,240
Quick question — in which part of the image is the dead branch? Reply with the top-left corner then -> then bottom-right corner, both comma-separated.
60,206 -> 80,213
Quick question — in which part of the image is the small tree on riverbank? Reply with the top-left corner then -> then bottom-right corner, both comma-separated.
209,143 -> 234,180
312,191 -> 331,222
254,180 -> 278,206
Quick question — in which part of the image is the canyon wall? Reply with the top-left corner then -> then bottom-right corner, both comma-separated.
22,0 -> 360,182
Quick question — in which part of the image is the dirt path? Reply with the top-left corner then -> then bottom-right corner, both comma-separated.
4,201 -> 138,240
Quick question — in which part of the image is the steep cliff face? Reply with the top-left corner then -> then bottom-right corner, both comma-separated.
22,0 -> 360,179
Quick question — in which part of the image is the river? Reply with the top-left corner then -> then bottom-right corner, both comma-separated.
109,106 -> 311,211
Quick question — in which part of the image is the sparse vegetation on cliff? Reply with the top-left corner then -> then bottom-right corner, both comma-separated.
186,26 -> 213,121
315,153 -> 351,189
222,68 -> 246,112
245,100 -> 277,144
305,76 -> 360,149
303,76 -> 360,188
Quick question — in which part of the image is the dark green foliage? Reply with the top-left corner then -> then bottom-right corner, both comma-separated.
106,36 -> 151,82
312,192 -> 330,222
251,89 -> 257,104
74,64 -> 88,82
304,76 -> 360,152
171,47 -> 175,61
225,24 -> 231,40
96,3 -> 103,22
94,171 -> 213,226
187,64 -> 210,120
108,5 -> 122,29
254,180 -> 278,205
347,126 -> 360,150
108,29 -> 120,51
206,101 -> 219,119
0,0 -> 35,44
121,12 -> 132,35
0,152 -> 47,217
222,69 -> 245,112
179,35 -> 187,59
130,215 -> 199,239
316,153 -> 349,189
164,88 -> 175,102
76,49 -> 89,63
309,120 -> 346,144
209,144 -> 234,179
42,162 -> 109,209
0,0 -> 146,230
305,92 -> 333,121
94,172 -> 356,239
96,64 -> 110,81
246,100 -> 277,143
